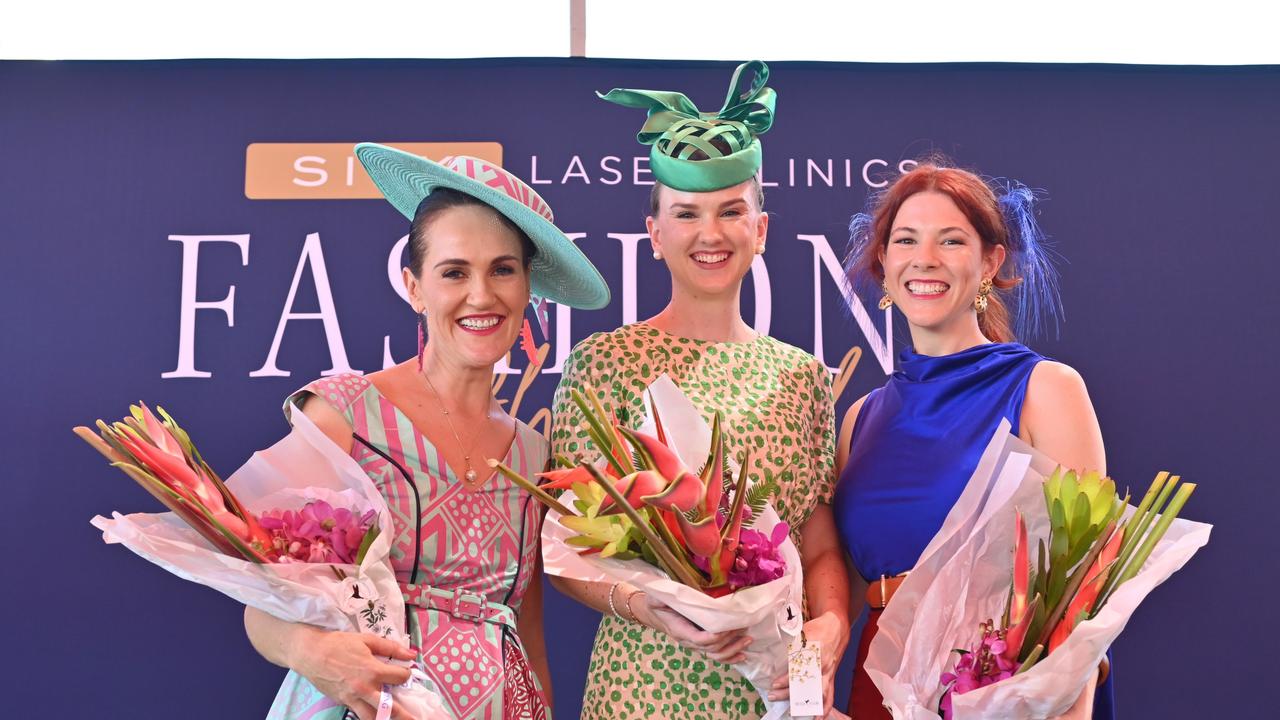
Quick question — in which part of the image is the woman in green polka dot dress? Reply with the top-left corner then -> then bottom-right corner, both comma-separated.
549,62 -> 852,719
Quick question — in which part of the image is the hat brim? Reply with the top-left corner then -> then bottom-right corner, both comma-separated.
355,143 -> 610,310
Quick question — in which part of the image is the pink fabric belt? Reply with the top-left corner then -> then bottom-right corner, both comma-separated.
400,583 -> 517,628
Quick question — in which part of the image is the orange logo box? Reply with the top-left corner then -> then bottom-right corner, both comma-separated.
245,142 -> 503,199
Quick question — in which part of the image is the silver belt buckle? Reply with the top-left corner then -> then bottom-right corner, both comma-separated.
450,588 -> 486,621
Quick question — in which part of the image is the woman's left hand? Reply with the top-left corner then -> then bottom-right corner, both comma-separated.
767,612 -> 845,715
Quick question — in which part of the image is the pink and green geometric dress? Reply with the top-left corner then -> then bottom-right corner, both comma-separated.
268,373 -> 550,720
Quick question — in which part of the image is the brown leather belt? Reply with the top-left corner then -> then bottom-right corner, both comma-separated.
866,573 -> 908,610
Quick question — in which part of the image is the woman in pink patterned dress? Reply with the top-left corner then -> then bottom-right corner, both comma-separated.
243,146 -> 609,720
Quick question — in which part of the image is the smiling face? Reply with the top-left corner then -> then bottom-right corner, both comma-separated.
646,179 -> 768,301
404,203 -> 531,370
880,191 -> 1006,337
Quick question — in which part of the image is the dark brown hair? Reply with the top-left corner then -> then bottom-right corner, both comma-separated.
407,188 -> 537,276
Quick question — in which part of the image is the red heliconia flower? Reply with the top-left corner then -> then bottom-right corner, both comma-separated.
1003,509 -> 1039,661
1048,525 -> 1125,652
536,465 -> 597,491
701,419 -> 725,514
675,512 -> 721,557
598,471 -> 667,514
641,471 -> 704,514
118,429 -> 226,515
1011,510 -> 1031,622
618,427 -> 691,485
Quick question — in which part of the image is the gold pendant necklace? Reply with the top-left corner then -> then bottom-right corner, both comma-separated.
418,370 -> 492,486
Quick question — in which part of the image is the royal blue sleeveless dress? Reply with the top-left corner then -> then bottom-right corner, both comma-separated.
832,343 -> 1115,719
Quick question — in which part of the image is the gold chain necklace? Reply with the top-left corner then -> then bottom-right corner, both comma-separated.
418,370 -> 493,486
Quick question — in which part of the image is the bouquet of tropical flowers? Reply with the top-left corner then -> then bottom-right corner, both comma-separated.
864,421 -> 1212,720
76,403 -> 448,720
490,375 -> 805,720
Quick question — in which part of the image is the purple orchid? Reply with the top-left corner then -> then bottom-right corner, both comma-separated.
939,622 -> 1016,718
726,522 -> 789,589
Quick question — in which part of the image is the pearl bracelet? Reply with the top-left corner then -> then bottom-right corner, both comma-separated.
607,581 -> 623,619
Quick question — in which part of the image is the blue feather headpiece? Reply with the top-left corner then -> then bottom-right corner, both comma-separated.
842,178 -> 1064,340
995,181 -> 1063,339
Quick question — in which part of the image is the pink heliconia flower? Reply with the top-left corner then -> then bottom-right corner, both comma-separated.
1011,510 -> 1031,621
118,418 -> 271,551
618,427 -> 691,486
139,402 -> 184,459
599,470 -> 667,514
536,465 -> 597,491
1003,510 -> 1038,661
124,405 -> 278,550
118,427 -> 222,512
642,471 -> 704,514
675,512 -> 722,557
701,425 -> 725,514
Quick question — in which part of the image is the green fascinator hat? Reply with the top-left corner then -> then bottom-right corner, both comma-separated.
597,61 -> 775,193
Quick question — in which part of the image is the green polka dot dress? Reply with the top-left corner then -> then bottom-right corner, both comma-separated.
551,322 -> 836,720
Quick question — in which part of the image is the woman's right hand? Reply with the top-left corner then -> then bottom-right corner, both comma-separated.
289,626 -> 418,720
629,591 -> 752,664
247,605 -> 420,720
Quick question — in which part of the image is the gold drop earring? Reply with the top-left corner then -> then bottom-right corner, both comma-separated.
878,281 -> 893,310
974,278 -> 993,313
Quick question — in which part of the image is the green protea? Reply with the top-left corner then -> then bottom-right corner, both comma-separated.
1040,469 -> 1128,604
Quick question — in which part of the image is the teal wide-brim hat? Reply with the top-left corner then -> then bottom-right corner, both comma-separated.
355,143 -> 610,310
598,61 -> 775,193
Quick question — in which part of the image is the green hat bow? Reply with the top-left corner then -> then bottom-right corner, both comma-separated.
598,61 -> 776,192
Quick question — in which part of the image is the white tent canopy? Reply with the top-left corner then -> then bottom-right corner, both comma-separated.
2,0 -> 1278,64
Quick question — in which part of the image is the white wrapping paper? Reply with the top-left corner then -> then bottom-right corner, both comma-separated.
545,374 -> 806,720
864,421 -> 1212,719
91,410 -> 447,720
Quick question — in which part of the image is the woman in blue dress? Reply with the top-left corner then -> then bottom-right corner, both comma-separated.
833,163 -> 1114,719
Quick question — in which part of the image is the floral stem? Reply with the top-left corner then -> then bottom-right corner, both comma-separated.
488,459 -> 577,517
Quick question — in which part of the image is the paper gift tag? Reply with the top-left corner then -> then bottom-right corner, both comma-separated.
788,634 -> 824,717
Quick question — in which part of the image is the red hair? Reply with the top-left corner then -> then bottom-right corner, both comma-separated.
849,164 -> 1020,343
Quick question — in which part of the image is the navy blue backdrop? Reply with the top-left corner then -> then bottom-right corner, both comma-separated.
3,59 -> 1276,718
